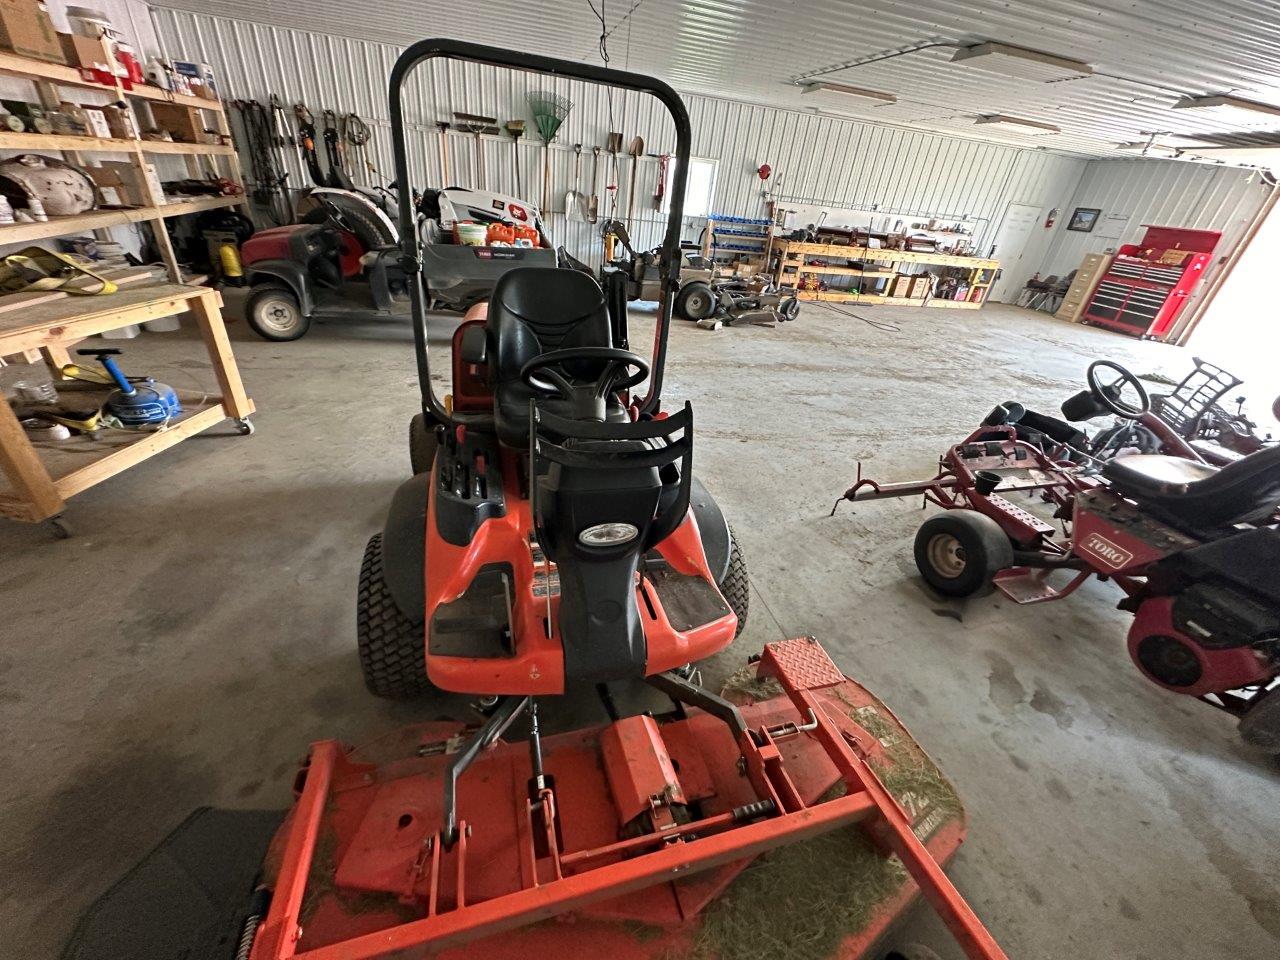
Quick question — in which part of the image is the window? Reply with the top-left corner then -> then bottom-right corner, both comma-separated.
662,157 -> 717,218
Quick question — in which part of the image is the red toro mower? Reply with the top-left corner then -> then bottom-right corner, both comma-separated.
836,360 -> 1280,749
65,42 -> 1008,960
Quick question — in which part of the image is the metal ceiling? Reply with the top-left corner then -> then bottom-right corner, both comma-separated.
148,0 -> 1280,159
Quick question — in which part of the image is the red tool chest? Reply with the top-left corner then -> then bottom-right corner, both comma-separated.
1081,225 -> 1220,339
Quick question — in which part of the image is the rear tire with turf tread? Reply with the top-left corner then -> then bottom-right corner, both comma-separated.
357,533 -> 431,699
409,413 -> 437,475
720,525 -> 749,638
1239,686 -> 1280,751
913,511 -> 1013,598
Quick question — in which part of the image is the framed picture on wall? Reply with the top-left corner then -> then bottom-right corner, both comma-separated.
1067,207 -> 1102,232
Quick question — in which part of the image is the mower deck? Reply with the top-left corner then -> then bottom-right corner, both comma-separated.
246,639 -> 1000,960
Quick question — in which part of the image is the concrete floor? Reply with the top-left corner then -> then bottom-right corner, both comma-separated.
1,296 -> 1277,960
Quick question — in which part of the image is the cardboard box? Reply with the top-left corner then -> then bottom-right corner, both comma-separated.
81,107 -> 111,138
57,31 -> 110,71
103,105 -> 138,140
89,161 -> 164,207
908,275 -> 932,298
147,101 -> 206,143
0,0 -> 66,63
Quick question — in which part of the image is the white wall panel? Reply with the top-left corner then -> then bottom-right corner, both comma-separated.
150,9 -> 1263,292
1039,159 -> 1268,280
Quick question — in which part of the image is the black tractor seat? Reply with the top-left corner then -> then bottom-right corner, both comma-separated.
487,267 -> 629,447
1102,445 -> 1280,532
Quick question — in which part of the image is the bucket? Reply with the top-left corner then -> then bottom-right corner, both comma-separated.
454,221 -> 488,246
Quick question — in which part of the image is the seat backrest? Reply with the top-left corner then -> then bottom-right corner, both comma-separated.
487,267 -> 612,385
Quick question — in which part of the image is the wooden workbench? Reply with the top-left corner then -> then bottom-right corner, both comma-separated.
0,284 -> 255,532
775,240 -> 1000,308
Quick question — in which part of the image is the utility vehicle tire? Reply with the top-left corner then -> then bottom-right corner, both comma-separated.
676,280 -> 716,321
409,413 -> 437,475
357,533 -> 431,699
778,295 -> 800,321
245,284 -> 309,341
721,525 -> 749,638
913,511 -> 1013,598
1239,687 -> 1280,751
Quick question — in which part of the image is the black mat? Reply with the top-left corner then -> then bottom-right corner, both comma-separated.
62,807 -> 284,960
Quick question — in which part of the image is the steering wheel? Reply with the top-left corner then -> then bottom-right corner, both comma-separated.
1087,360 -> 1150,420
521,347 -> 650,402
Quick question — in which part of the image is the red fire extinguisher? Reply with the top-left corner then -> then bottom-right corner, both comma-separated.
1045,207 -> 1059,228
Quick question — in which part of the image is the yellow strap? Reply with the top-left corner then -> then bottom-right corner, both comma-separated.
0,246 -> 118,296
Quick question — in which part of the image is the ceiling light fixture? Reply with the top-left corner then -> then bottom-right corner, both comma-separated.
974,114 -> 1061,134
1116,141 -> 1182,158
800,81 -> 897,104
950,42 -> 1093,82
1173,94 -> 1280,123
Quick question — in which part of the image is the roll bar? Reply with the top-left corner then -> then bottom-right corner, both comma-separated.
388,39 -> 692,425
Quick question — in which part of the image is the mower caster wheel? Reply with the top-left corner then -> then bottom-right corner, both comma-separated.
358,532 -> 433,699
1239,686 -> 1280,751
409,413 -> 438,475
46,515 -> 72,540
778,295 -> 800,321
913,511 -> 1013,598
234,418 -> 254,436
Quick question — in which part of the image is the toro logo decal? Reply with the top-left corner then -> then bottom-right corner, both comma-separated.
1079,532 -> 1134,569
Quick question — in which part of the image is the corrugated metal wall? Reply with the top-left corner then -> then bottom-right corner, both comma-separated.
149,8 -> 1266,296
150,8 -> 1093,275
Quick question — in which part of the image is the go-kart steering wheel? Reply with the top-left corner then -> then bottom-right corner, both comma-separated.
521,347 -> 650,402
1087,360 -> 1150,420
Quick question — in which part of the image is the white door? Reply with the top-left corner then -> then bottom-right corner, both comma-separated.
988,202 -> 1042,302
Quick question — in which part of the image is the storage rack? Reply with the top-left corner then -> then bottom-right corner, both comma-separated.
1080,226 -> 1219,340
0,46 -> 246,281
702,214 -> 774,267
775,240 -> 999,309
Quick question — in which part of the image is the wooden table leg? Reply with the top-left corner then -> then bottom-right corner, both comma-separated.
42,343 -> 73,379
190,289 -> 255,421
0,389 -> 64,521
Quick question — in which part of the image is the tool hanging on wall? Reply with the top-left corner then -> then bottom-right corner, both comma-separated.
504,119 -> 525,197
435,121 -> 451,186
452,112 -> 499,191
588,145 -> 601,222
528,90 -> 573,212
322,109 -> 354,189
294,104 -> 326,188
653,153 -> 669,210
605,131 -> 622,218
565,143 -> 588,221
340,112 -> 371,180
626,134 -> 644,231
230,99 -> 291,224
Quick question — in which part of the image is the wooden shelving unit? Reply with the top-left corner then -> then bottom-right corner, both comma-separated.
775,240 -> 999,310
0,44 -> 246,281
702,214 -> 775,268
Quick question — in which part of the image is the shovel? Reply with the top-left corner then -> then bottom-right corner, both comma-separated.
588,145 -> 600,222
565,143 -> 589,221
505,119 -> 525,197
626,134 -> 643,231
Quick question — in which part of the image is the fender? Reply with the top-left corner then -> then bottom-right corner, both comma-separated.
380,472 -> 733,626
247,259 -> 316,318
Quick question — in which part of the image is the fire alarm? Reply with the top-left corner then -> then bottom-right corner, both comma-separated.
758,164 -> 772,180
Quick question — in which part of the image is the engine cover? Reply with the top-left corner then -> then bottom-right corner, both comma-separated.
1127,596 -> 1274,696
